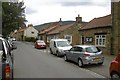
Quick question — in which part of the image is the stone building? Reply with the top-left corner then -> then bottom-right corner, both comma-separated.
47,15 -> 87,45
111,2 -> 120,55
79,15 -> 112,54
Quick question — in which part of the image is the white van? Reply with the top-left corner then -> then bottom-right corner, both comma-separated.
49,39 -> 72,56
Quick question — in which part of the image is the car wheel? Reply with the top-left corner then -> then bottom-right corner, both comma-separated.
50,48 -> 53,54
78,59 -> 83,67
56,51 -> 59,57
111,72 -> 120,79
98,62 -> 103,65
64,55 -> 68,61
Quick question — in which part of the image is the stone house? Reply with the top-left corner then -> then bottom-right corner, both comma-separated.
47,24 -> 74,44
78,14 -> 112,54
38,22 -> 59,43
47,15 -> 87,45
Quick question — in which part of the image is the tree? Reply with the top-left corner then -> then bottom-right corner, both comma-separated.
2,0 -> 26,37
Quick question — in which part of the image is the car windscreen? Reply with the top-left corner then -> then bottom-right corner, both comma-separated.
56,41 -> 70,47
85,46 -> 101,53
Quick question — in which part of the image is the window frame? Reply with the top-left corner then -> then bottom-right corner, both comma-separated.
64,35 -> 72,44
95,35 -> 106,47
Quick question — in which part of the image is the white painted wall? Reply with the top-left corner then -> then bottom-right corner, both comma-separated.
24,27 -> 38,38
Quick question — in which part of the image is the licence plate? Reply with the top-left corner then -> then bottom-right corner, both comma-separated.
94,58 -> 101,61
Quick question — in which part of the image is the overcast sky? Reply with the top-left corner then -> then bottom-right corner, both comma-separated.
24,0 -> 111,26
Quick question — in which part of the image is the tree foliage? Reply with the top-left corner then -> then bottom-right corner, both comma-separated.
2,1 -> 26,37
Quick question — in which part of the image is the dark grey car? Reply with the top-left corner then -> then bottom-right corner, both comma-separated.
0,37 -> 16,79
64,45 -> 104,67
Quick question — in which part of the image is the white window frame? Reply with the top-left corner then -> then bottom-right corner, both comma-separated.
64,35 -> 72,44
95,35 -> 106,47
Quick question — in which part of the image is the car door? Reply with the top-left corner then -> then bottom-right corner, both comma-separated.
67,47 -> 76,61
0,40 -> 3,79
72,47 -> 84,63
52,41 -> 57,54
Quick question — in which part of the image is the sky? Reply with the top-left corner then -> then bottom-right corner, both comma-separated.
24,0 -> 111,26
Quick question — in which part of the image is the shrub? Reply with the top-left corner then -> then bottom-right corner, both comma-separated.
25,37 -> 36,42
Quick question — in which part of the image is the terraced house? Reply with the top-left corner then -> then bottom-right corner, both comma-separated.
47,15 -> 87,45
38,22 -> 59,43
79,14 -> 112,54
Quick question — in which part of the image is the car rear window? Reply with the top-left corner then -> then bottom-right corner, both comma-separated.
86,46 -> 101,53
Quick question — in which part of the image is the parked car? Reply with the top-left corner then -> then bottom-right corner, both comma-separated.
0,37 -> 16,80
110,53 -> 120,79
34,40 -> 46,49
49,39 -> 72,57
64,45 -> 104,67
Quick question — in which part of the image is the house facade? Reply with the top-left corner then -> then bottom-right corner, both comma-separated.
59,15 -> 87,45
47,15 -> 87,45
47,24 -> 74,44
38,22 -> 59,43
79,15 -> 112,54
11,24 -> 38,41
24,24 -> 38,40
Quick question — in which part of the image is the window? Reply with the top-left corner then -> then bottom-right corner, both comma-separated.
80,36 -> 84,45
74,47 -> 84,52
70,47 -> 84,52
95,35 -> 106,47
64,35 -> 72,44
31,31 -> 34,34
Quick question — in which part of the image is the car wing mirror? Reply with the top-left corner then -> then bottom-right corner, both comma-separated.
12,44 -> 17,50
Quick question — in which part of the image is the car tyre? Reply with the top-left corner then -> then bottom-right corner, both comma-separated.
64,55 -> 68,61
50,48 -> 53,54
56,51 -> 59,57
98,62 -> 103,65
111,72 -> 120,79
78,59 -> 84,67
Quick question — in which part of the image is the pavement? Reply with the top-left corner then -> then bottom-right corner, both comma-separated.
104,53 -> 116,62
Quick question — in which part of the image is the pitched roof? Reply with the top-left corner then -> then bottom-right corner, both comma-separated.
39,22 -> 59,34
48,24 -> 74,35
17,27 -> 27,33
80,14 -> 112,30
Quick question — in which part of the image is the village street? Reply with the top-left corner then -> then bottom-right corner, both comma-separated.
13,41 -> 115,78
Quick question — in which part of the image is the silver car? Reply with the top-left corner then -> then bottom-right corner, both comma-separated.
64,45 -> 104,67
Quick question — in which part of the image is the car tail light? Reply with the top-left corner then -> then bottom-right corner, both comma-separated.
84,53 -> 90,56
5,66 -> 11,79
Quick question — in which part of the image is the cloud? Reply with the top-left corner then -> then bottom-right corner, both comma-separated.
25,7 -> 37,15
60,2 -> 93,6
55,0 -> 110,7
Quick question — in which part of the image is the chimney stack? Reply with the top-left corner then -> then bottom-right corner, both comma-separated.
59,18 -> 62,26
76,14 -> 82,24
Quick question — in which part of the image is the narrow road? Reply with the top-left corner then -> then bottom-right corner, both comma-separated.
13,41 -> 104,78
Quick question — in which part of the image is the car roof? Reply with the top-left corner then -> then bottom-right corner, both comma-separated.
50,39 -> 68,41
73,45 -> 96,48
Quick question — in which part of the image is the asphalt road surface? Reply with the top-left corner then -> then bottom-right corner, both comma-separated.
13,41 -> 105,78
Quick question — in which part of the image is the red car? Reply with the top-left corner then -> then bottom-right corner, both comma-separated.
34,40 -> 46,49
110,53 -> 120,79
